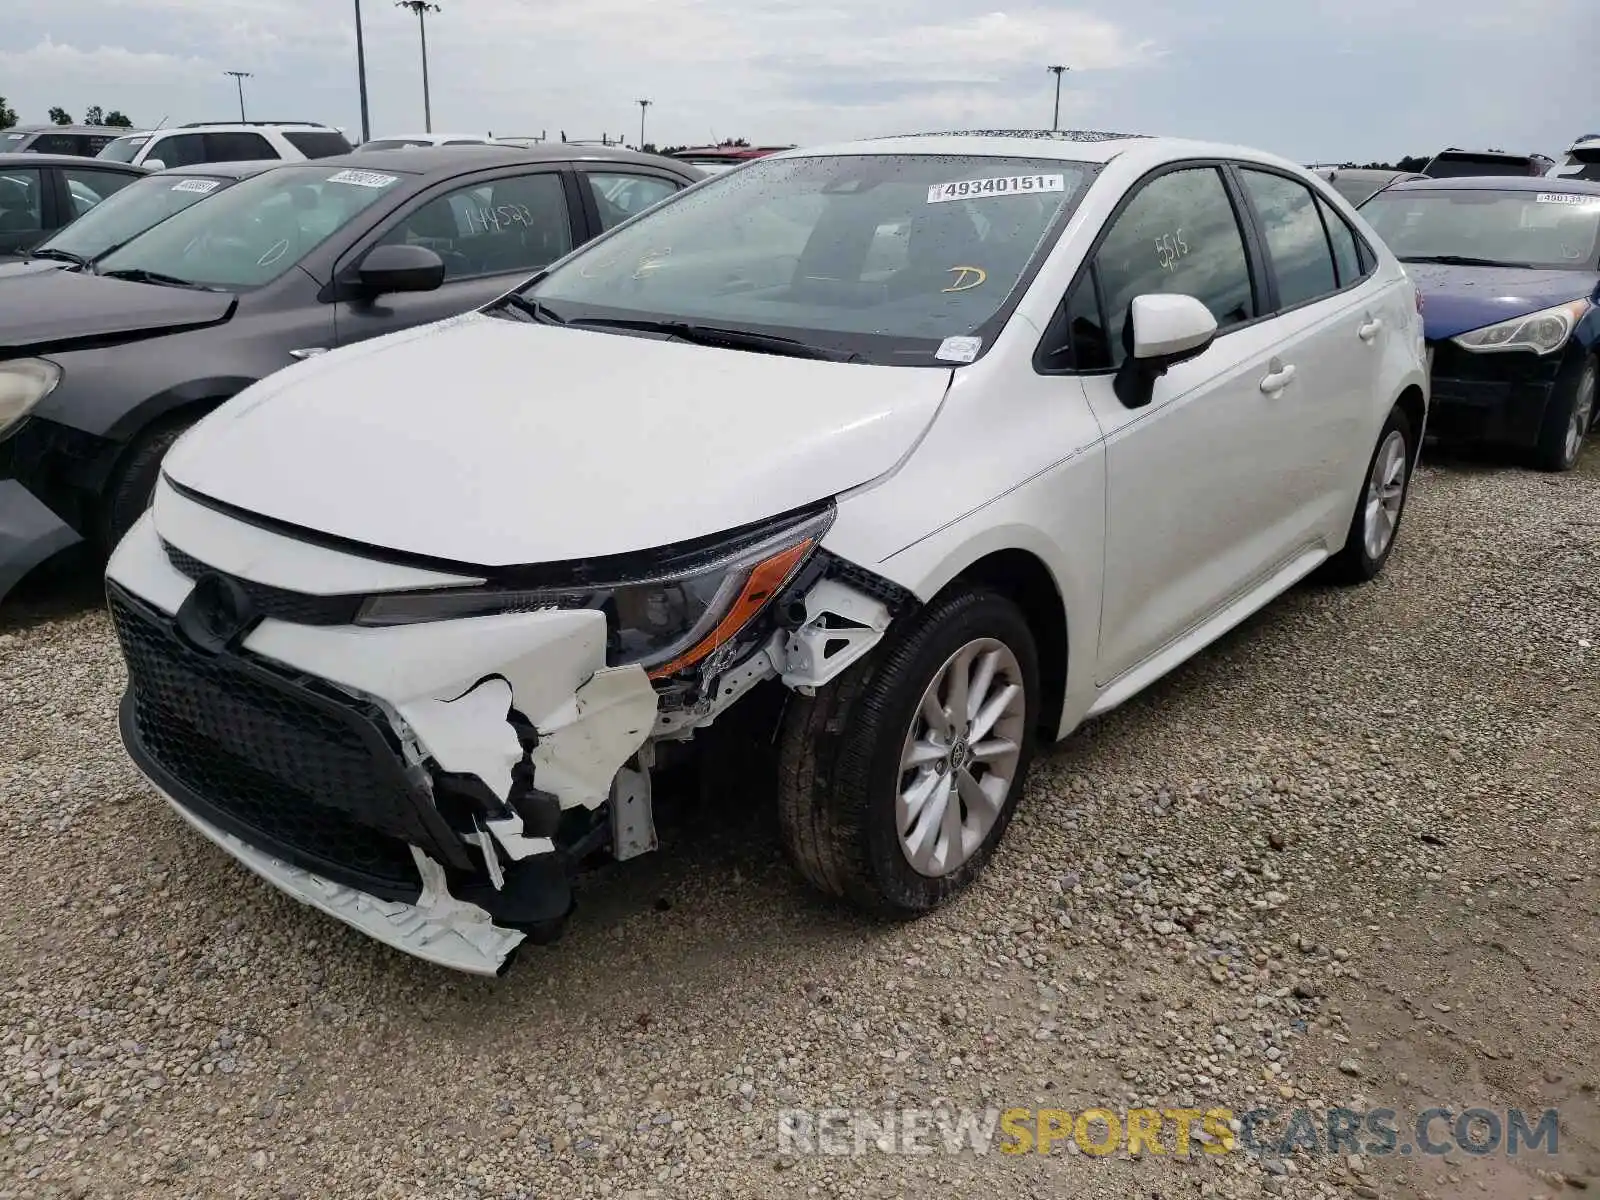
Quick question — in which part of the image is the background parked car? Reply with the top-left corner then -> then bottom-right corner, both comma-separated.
0,125 -> 131,158
1421,148 -> 1555,179
96,122 -> 353,169
0,161 -> 278,279
1315,166 -> 1428,206
0,145 -> 703,600
1549,133 -> 1600,182
1359,176 -> 1600,470
0,154 -> 147,258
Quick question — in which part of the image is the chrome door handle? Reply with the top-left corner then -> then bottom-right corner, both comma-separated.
290,347 -> 328,360
1259,363 -> 1296,394
1358,318 -> 1383,342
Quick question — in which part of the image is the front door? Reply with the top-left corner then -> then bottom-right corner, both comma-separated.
332,167 -> 581,347
1070,163 -> 1318,683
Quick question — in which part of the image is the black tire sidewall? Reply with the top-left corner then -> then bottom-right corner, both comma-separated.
850,589 -> 1041,911
101,421 -> 190,553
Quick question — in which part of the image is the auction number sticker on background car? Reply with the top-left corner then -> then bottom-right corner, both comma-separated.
170,179 -> 220,194
927,174 -> 1064,204
326,169 -> 399,189
1536,192 -> 1593,205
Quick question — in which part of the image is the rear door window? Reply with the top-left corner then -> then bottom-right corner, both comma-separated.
1238,168 -> 1339,309
282,130 -> 355,158
204,131 -> 278,162
148,133 -> 207,168
29,133 -> 83,155
584,171 -> 681,231
1316,195 -> 1368,288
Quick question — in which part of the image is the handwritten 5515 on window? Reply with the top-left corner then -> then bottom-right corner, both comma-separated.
927,175 -> 1066,204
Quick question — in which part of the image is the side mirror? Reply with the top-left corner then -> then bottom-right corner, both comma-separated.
143,158 -> 166,171
1114,293 -> 1218,409
356,243 -> 445,295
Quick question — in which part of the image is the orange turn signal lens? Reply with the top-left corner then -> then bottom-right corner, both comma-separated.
646,538 -> 815,680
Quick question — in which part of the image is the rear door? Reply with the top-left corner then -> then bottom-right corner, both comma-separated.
331,165 -> 582,347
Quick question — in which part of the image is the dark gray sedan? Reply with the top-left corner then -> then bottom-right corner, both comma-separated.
0,145 -> 702,598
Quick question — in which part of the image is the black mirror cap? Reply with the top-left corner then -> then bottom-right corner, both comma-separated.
357,243 -> 445,295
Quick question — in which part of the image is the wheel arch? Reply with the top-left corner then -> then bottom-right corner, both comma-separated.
1393,383 -> 1426,464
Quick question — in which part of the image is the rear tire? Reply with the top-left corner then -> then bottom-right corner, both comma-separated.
1532,354 -> 1596,473
99,419 -> 191,554
776,587 -> 1040,914
1324,404 -> 1415,585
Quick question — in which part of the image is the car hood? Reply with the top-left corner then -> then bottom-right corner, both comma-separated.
1406,262 -> 1600,340
0,257 -> 69,281
163,313 -> 954,566
0,268 -> 235,353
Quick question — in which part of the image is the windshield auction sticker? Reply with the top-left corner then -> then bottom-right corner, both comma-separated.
927,174 -> 1065,204
325,169 -> 399,189
170,179 -> 220,194
1535,192 -> 1595,205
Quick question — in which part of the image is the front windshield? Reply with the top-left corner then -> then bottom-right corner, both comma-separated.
521,153 -> 1095,365
97,135 -> 149,163
96,164 -> 409,288
0,133 -> 28,151
1361,189 -> 1600,270
38,173 -> 232,262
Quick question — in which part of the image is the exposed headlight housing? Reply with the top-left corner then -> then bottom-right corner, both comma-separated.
355,505 -> 834,679
1451,299 -> 1590,356
0,358 -> 62,437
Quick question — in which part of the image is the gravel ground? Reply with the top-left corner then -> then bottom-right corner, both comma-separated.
1,447 -> 1597,1200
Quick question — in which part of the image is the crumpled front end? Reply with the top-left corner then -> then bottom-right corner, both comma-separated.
106,482 -> 660,975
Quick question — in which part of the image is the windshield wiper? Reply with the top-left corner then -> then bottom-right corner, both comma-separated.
98,267 -> 223,291
28,247 -> 88,267
1400,254 -> 1516,268
491,294 -> 567,324
565,317 -> 859,362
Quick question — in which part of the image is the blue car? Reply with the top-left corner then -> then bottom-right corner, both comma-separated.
1360,176 -> 1600,471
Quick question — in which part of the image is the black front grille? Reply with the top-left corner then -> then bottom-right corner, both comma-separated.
109,585 -> 472,898
162,541 -> 364,626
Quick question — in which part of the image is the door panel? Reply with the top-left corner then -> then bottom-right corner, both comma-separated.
1070,164 -> 1314,682
332,168 -> 579,348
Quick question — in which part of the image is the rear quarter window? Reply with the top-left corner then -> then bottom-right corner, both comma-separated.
282,130 -> 356,158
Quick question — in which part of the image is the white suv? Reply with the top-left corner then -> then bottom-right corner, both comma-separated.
106,130 -> 1427,974
96,122 -> 353,169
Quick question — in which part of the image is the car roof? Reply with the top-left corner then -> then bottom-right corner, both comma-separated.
151,160 -> 283,180
1385,175 -> 1600,195
769,129 -> 1309,174
1318,167 -> 1409,181
365,133 -> 491,142
0,152 -> 147,171
3,124 -> 127,136
305,144 -> 701,176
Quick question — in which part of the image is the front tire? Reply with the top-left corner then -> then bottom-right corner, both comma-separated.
1324,404 -> 1415,585
776,587 -> 1040,914
1533,354 -> 1596,473
99,419 -> 192,554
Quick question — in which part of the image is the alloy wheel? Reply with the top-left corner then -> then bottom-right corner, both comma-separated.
1363,430 -> 1408,561
897,638 -> 1028,878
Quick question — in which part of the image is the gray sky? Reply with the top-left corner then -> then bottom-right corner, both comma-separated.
4,0 -> 1593,161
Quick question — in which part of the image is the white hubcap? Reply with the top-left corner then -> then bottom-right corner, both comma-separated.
897,638 -> 1027,878
1363,430 -> 1408,560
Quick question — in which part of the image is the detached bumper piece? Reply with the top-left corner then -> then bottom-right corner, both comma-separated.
1425,341 -> 1561,448
108,583 -> 574,974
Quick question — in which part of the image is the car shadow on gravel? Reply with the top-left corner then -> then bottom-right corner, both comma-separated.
0,547 -> 105,636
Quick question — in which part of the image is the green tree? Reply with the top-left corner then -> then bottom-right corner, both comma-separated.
84,104 -> 104,125
104,111 -> 134,128
0,97 -> 17,129
48,106 -> 73,125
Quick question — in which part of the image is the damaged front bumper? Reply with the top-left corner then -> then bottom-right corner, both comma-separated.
106,507 -> 660,975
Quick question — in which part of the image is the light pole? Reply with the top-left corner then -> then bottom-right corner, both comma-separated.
637,99 -> 652,150
396,2 -> 442,133
225,70 -> 252,122
354,0 -> 371,143
1046,64 -> 1069,132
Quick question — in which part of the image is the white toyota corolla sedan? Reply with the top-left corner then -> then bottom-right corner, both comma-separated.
105,129 -> 1428,974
